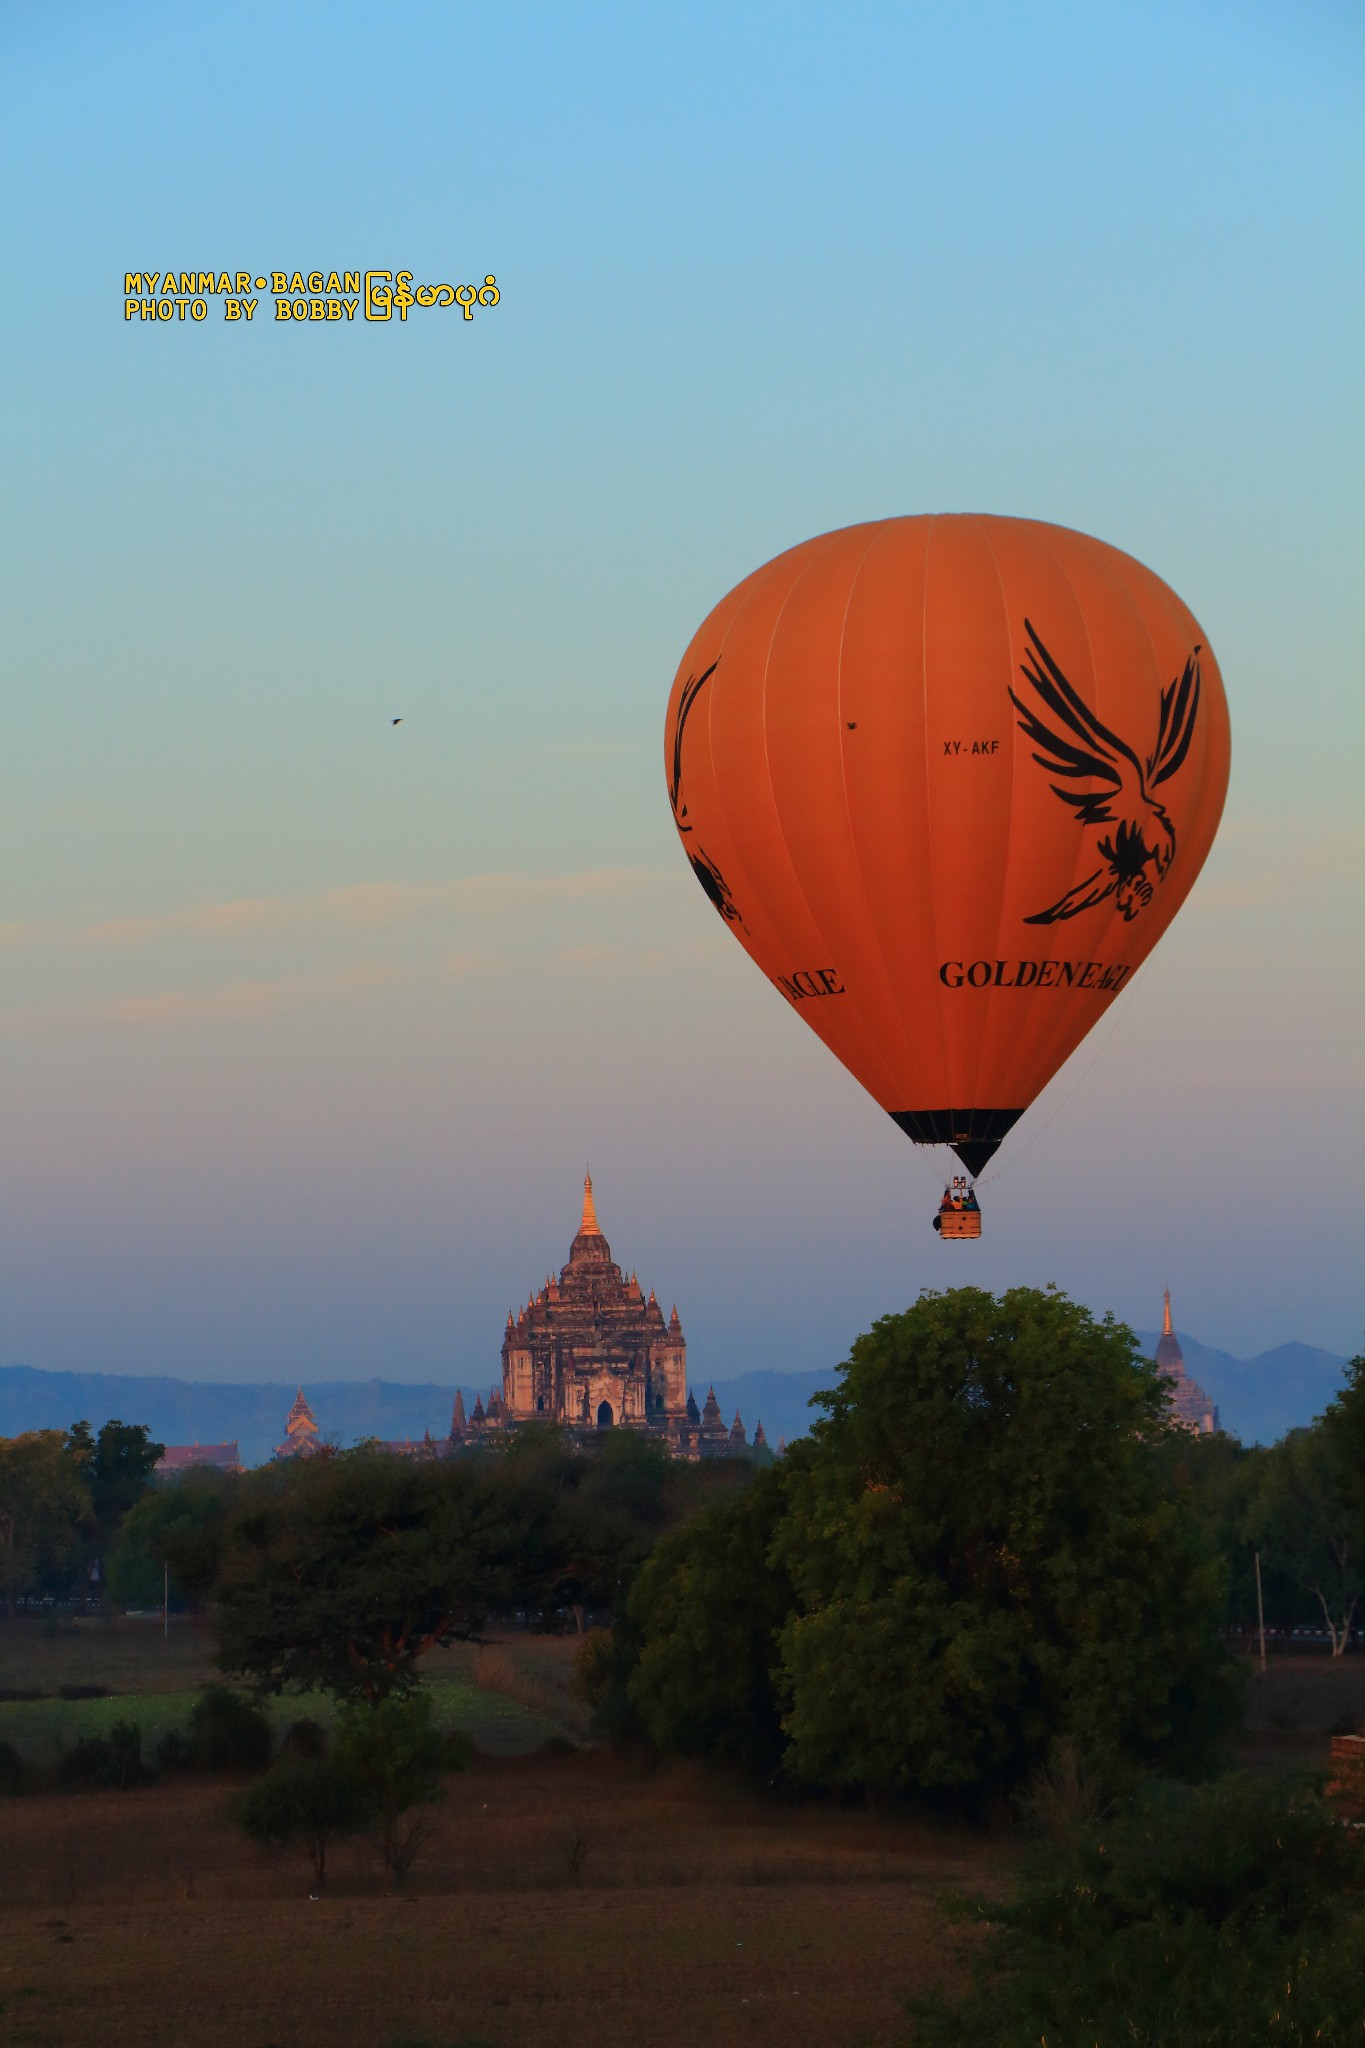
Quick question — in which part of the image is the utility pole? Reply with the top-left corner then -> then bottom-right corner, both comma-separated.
164,1559 -> 169,1640
1255,1550 -> 1267,1674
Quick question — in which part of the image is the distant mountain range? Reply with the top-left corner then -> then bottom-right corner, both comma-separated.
0,1332 -> 1352,1466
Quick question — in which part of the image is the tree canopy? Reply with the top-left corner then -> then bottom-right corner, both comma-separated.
66,1419 -> 164,1548
625,1286 -> 1241,1803
0,1430 -> 92,1614
626,1464 -> 793,1775
211,1452 -> 524,1703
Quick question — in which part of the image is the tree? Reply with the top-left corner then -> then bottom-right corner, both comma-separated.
909,1774 -> 1365,2047
773,1286 -> 1238,1802
0,1432 -> 92,1614
234,1757 -> 361,1890
106,1467 -> 236,1610
557,1431 -> 678,1623
1324,1352 -> 1365,1521
211,1453 -> 522,1703
188,1683 -> 274,1770
492,1424 -> 704,1626
332,1692 -> 447,1887
1247,1425 -> 1361,1656
66,1420 -> 164,1559
626,1465 -> 793,1775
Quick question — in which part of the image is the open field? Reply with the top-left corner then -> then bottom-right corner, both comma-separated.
1,1623 -> 1360,2046
1232,1652 -> 1365,1772
0,1620 -> 588,1762
0,1751 -> 996,2048
0,1616 -> 218,1698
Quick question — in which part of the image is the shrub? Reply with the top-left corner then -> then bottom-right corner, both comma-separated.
153,1728 -> 192,1772
909,1773 -> 1365,2046
628,1465 -> 793,1776
441,1728 -> 476,1772
333,1692 -> 446,1888
0,1737 -> 28,1794
280,1716 -> 328,1760
188,1684 -> 273,1772
57,1719 -> 145,1790
1012,1737 -> 1112,1851
234,1757 -> 360,1889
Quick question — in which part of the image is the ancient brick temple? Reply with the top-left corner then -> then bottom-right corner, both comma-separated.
498,1173 -> 691,1445
1154,1288 -> 1218,1435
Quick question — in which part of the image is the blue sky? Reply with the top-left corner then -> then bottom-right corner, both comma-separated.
0,1 -> 1360,1388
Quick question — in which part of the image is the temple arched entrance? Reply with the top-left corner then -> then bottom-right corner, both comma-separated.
596,1401 -> 614,1430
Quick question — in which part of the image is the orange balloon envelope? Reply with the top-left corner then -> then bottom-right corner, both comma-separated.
664,515 -> 1230,1175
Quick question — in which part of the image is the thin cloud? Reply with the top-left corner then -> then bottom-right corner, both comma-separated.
1189,826 -> 1365,913
0,919 -> 50,948
553,937 -> 719,974
74,868 -> 679,946
0,966 -> 399,1033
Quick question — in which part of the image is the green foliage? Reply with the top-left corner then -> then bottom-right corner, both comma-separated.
106,1467 -> 236,1610
569,1626 -> 641,1746
188,1683 -> 273,1771
1162,1429 -> 1263,1629
0,1430 -> 93,1612
65,1419 -> 164,1556
233,1756 -> 361,1888
440,1727 -> 476,1771
280,1715 -> 328,1760
611,1288 -> 1243,1801
153,1728 -> 192,1771
1247,1425 -> 1362,1653
333,1691 -> 447,1887
211,1455 -> 522,1703
773,1287 -> 1239,1802
1324,1352 -> 1365,1519
627,1465 -> 793,1774
56,1718 -> 146,1789
909,1774 -> 1365,2046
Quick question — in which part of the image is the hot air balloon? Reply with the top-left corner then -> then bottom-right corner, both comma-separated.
664,516 -> 1230,1233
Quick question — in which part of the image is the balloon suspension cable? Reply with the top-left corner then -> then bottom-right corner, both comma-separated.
974,977 -> 1145,1190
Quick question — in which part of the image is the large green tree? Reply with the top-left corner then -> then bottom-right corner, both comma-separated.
627,1464 -> 793,1775
1246,1423 -> 1361,1655
0,1431 -> 92,1613
106,1465 -> 237,1609
1324,1352 -> 1365,1522
211,1452 -> 527,1702
773,1286 -> 1238,1801
66,1419 -> 164,1588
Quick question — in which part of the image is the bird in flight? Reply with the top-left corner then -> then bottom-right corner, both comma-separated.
1008,619 -> 1202,924
391,718 -> 403,726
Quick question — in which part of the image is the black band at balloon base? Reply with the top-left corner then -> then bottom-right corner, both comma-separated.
889,1107 -> 1024,1178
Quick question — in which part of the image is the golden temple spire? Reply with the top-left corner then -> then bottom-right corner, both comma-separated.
579,1168 -> 601,1237
1163,1286 -> 1173,1337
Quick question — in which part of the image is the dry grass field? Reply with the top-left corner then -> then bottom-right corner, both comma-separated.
2,1619 -> 1358,2047
0,1751 -> 997,2048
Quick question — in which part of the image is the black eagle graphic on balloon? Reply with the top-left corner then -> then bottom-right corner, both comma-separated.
1008,619 -> 1203,924
668,659 -> 745,926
